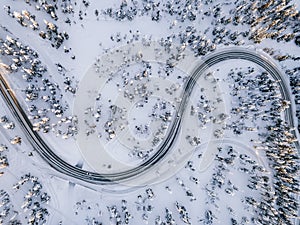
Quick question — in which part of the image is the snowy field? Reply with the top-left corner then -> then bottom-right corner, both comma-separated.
0,0 -> 299,224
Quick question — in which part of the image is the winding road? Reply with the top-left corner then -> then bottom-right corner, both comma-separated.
0,47 -> 299,185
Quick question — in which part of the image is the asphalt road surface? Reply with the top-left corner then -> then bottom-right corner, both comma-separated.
0,47 -> 298,185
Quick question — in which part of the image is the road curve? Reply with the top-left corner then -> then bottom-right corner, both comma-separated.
0,47 -> 298,185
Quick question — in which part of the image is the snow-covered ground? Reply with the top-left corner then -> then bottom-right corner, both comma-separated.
0,0 -> 299,224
